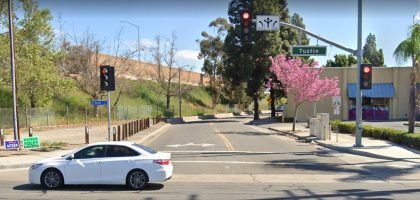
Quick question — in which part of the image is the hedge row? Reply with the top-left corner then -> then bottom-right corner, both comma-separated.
336,122 -> 420,150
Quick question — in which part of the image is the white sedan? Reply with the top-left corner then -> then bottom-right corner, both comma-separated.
28,141 -> 173,190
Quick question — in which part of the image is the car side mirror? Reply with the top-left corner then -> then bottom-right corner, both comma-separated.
67,154 -> 74,160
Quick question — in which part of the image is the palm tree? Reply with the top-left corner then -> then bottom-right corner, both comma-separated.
393,24 -> 420,133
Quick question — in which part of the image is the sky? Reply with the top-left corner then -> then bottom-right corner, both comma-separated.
36,0 -> 420,72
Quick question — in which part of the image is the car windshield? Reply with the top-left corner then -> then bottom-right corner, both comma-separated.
132,144 -> 157,154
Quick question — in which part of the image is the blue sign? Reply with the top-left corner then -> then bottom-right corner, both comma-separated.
91,100 -> 108,106
4,140 -> 20,150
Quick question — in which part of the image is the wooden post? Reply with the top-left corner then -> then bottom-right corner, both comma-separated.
118,125 -> 121,141
0,128 -> 4,146
113,127 -> 116,141
85,126 -> 89,144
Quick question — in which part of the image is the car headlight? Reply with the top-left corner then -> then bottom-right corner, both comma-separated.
30,164 -> 43,170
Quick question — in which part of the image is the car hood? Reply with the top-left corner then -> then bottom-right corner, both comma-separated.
36,156 -> 68,164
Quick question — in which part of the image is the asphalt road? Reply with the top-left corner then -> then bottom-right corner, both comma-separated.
0,116 -> 419,199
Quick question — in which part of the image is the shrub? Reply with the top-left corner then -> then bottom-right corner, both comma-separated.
330,120 -> 341,132
337,122 -> 356,135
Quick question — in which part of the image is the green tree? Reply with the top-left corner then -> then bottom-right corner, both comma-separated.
0,0 -> 69,108
224,0 -> 305,120
363,33 -> 385,67
394,24 -> 420,133
198,17 -> 231,109
326,54 -> 357,67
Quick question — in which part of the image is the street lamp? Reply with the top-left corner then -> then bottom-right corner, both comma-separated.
120,20 -> 141,69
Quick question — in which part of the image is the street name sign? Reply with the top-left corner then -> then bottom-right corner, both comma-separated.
23,136 -> 40,149
291,45 -> 327,56
256,15 -> 280,31
4,140 -> 20,150
91,100 -> 108,106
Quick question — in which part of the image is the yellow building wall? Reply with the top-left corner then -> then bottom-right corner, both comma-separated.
283,66 -> 415,122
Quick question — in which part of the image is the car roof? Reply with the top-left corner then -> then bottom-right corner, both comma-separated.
86,141 -> 135,147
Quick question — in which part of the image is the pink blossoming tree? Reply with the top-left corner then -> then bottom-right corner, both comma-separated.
270,55 -> 340,131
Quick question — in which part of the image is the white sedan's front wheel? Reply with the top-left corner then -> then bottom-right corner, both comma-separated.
126,169 -> 149,190
41,169 -> 64,189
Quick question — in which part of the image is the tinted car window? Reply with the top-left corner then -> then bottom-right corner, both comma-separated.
74,145 -> 106,159
106,145 -> 140,157
132,144 -> 157,154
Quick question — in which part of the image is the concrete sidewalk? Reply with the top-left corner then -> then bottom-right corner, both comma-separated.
0,123 -> 170,170
261,121 -> 420,163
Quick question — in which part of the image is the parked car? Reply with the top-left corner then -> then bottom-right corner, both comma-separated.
28,141 -> 173,190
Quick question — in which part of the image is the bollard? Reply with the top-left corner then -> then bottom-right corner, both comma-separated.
129,122 -> 132,136
118,126 -> 121,141
0,128 -> 4,146
123,124 -> 126,139
113,127 -> 116,141
140,119 -> 143,131
29,127 -> 33,137
147,118 -> 150,128
85,126 -> 89,144
121,125 -> 125,140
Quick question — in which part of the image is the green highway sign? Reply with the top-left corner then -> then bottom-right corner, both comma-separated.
23,136 -> 40,149
291,45 -> 327,56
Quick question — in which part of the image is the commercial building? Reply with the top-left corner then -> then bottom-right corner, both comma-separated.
283,67 -> 418,122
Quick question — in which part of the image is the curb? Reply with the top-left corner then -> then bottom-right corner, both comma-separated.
267,127 -> 407,161
137,124 -> 171,144
314,141 -> 405,161
267,127 -> 302,139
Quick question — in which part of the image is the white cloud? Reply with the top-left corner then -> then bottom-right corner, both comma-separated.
415,11 -> 420,21
175,49 -> 200,61
140,38 -> 156,48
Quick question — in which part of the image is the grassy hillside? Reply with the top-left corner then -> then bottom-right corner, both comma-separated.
0,79 -> 237,128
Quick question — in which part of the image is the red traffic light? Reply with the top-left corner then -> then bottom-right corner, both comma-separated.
363,66 -> 372,73
101,68 -> 108,74
242,11 -> 250,20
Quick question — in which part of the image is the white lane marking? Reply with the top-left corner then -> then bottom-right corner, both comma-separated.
166,143 -> 215,148
163,150 -> 278,154
172,160 -> 324,166
169,174 -> 386,183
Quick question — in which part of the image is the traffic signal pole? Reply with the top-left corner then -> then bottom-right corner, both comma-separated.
107,91 -> 111,141
355,0 -> 363,147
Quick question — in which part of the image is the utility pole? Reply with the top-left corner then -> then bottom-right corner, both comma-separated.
178,67 -> 182,118
354,0 -> 363,147
7,0 -> 19,141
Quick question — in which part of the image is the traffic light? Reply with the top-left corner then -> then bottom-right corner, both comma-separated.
360,64 -> 372,90
240,9 -> 252,43
100,65 -> 115,91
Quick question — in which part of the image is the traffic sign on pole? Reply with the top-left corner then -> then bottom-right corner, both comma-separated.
91,100 -> 108,106
256,15 -> 280,31
291,45 -> 327,56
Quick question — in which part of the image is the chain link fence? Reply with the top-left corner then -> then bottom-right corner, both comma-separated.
0,104 -> 245,129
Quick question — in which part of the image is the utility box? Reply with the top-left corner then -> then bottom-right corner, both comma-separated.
316,113 -> 330,140
309,118 -> 321,137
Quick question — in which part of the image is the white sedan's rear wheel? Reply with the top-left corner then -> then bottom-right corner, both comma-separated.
41,169 -> 64,189
126,169 -> 149,190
